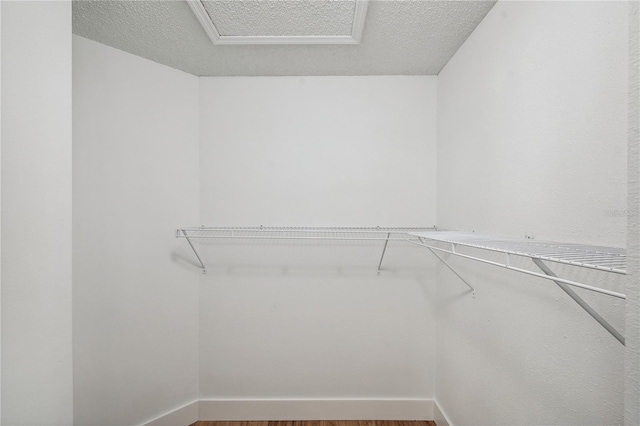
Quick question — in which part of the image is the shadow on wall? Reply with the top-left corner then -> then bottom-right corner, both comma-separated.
171,239 -> 436,281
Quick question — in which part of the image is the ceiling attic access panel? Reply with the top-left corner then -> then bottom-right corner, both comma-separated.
187,0 -> 369,44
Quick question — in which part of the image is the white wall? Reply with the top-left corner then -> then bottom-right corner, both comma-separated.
438,1 -> 627,247
1,2 -> 73,424
626,3 -> 640,425
72,36 -> 200,425
200,77 -> 437,227
437,2 -> 628,425
198,77 -> 438,406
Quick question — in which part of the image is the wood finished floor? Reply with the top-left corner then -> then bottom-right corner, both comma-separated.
192,422 -> 436,426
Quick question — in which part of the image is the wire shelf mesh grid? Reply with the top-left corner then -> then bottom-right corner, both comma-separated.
410,231 -> 626,274
177,226 -> 437,241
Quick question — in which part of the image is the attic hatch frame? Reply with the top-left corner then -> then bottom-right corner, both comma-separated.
187,0 -> 369,46
176,226 -> 627,345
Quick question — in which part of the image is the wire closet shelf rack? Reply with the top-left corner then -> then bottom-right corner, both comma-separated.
176,226 -> 436,275
176,226 -> 435,241
176,226 -> 627,345
409,231 -> 626,275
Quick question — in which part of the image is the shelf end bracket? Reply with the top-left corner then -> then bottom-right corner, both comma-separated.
377,232 -> 391,275
532,258 -> 624,345
181,229 -> 207,274
417,237 -> 475,296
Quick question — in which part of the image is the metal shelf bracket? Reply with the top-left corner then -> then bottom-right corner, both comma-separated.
408,237 -> 475,296
377,232 -> 391,275
179,229 -> 207,274
532,258 -> 624,345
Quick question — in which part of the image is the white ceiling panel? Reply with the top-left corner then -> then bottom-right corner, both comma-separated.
202,1 -> 357,36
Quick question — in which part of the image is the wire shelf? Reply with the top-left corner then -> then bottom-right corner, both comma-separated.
176,226 -> 627,344
410,231 -> 626,274
408,230 -> 627,344
177,226 -> 437,241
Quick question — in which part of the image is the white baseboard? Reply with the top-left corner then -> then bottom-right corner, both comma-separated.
143,401 -> 199,426
142,399 -> 436,424
433,399 -> 453,426
198,399 -> 434,420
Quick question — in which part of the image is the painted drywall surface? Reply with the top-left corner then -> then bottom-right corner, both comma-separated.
199,77 -> 437,227
1,2 -> 73,424
626,3 -> 640,425
437,2 -> 628,425
438,1 -> 627,247
0,1 -> 3,421
72,36 -> 200,425
198,77 -> 437,401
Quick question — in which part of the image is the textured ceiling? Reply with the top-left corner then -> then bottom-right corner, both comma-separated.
72,0 -> 497,76
202,1 -> 356,36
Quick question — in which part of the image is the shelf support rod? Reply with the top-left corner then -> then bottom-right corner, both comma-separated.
182,229 -> 207,274
377,232 -> 391,275
413,238 -> 475,295
532,258 -> 624,346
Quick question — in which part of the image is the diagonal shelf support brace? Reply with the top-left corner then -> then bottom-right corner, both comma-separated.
181,229 -> 207,274
377,233 -> 391,275
532,258 -> 624,345
410,238 -> 475,296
